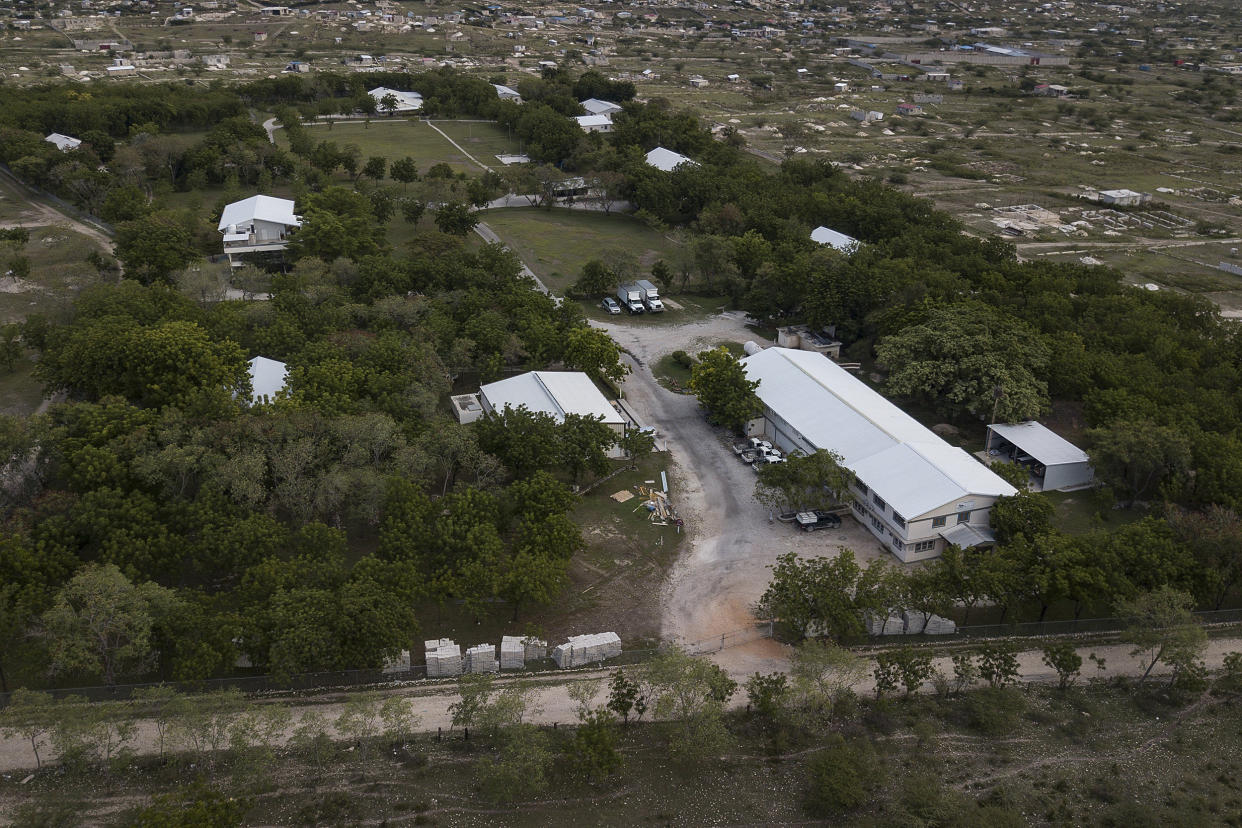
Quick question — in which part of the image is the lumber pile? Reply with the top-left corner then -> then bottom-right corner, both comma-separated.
552,632 -> 622,668
465,643 -> 499,673
637,486 -> 678,525
424,639 -> 462,677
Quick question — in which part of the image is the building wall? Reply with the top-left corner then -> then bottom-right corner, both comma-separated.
1042,461 -> 1093,491
252,218 -> 293,242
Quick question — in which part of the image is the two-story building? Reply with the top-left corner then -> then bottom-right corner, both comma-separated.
740,347 -> 1017,562
217,195 -> 301,267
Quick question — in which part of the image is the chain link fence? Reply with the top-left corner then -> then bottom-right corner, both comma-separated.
951,608 -> 1242,640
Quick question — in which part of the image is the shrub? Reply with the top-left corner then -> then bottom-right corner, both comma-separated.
802,733 -> 882,817
671,350 -> 694,369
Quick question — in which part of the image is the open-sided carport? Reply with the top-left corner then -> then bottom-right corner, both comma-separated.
985,421 -> 1094,491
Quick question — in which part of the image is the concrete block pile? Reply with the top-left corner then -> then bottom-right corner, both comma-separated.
523,637 -> 547,661
465,643 -> 499,673
865,612 -> 906,636
424,639 -> 462,677
382,649 -> 411,675
922,614 -> 957,635
902,610 -> 927,635
500,636 -> 525,670
864,611 -> 957,636
552,632 -> 622,668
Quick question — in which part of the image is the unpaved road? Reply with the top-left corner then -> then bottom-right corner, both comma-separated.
3,637 -> 1241,774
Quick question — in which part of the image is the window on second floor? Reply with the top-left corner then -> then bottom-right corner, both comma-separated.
931,516 -> 946,528
872,493 -> 886,512
891,512 -> 906,529
957,510 -> 971,524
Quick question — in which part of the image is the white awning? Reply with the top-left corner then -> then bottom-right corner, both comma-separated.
937,522 -> 996,549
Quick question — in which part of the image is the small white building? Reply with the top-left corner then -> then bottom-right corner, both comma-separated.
985,421 -> 1093,491
45,132 -> 82,152
106,58 -> 136,76
494,83 -> 522,102
574,114 -> 613,133
581,97 -> 622,116
247,356 -> 289,405
217,195 -> 301,267
741,348 -> 1017,562
369,86 -> 422,112
456,371 -> 627,457
1098,188 -> 1150,207
644,146 -> 698,172
811,225 -> 860,254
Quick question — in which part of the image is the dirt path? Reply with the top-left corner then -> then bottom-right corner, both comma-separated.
0,167 -> 114,257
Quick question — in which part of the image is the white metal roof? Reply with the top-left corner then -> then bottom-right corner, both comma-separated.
575,114 -> 613,129
494,84 -> 520,98
937,522 -> 996,548
581,97 -> 622,115
44,133 -> 81,151
644,146 -> 698,172
480,371 -> 623,425
741,348 -> 1016,518
368,86 -> 423,111
987,421 -> 1089,466
248,356 -> 288,404
811,225 -> 860,252
218,195 -> 300,232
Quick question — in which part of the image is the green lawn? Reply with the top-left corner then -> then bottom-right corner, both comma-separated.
432,120 -> 525,167
274,119 -> 486,174
1044,489 -> 1147,536
481,208 -> 682,293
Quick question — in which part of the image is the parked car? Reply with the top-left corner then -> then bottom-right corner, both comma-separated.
748,438 -> 773,452
601,297 -> 621,314
795,510 -> 842,532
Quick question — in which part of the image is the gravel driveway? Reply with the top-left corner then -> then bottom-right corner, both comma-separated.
593,312 -> 895,673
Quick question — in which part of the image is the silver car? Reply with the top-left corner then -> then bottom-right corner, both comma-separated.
602,297 -> 621,314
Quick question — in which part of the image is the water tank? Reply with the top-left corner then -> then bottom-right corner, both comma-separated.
743,340 -> 764,356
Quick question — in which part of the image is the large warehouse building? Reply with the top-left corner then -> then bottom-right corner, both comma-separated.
741,347 -> 1017,562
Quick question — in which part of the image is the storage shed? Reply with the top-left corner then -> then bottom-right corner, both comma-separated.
985,421 -> 1093,491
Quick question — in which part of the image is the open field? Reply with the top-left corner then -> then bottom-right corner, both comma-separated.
274,119 -> 497,174
482,209 -> 681,293
0,225 -> 109,325
433,120 -> 527,167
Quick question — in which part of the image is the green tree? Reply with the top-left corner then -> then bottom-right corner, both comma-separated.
789,640 -> 866,721
644,647 -> 735,763
477,724 -> 553,802
802,733 -> 883,818
561,326 -> 626,385
976,642 -> 1021,689
1168,506 -> 1242,610
400,197 -> 426,225
391,156 -> 419,188
42,564 -> 180,686
0,688 -> 54,768
1087,420 -> 1192,507
1117,586 -> 1207,685
557,413 -> 617,485
875,302 -> 1050,423
607,669 -> 646,725
287,187 -> 387,262
132,781 -> 249,827
114,212 -> 198,285
434,202 -> 479,236
571,259 -> 615,298
379,93 -> 399,117
688,346 -> 763,431
362,156 -> 387,181
1041,642 -> 1082,690
566,708 -> 622,781
755,550 -> 868,640
991,491 -> 1054,543
754,449 -> 854,513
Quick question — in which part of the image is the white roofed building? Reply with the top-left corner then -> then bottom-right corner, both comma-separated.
45,133 -> 82,152
218,195 -> 301,267
463,371 -> 626,457
368,86 -> 422,112
741,347 -> 1016,562
644,146 -> 698,172
575,114 -> 613,132
986,421 -> 1093,491
494,83 -> 522,102
581,98 -> 622,116
247,356 -> 289,405
811,225 -> 860,253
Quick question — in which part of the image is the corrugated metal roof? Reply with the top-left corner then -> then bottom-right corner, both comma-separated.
936,522 -> 996,548
248,356 -> 288,404
480,371 -> 623,425
218,195 -> 301,232
742,348 -> 1015,519
987,421 -> 1089,466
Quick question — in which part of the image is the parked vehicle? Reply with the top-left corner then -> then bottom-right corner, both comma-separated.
601,296 -> 621,314
754,453 -> 786,467
748,438 -> 773,452
635,279 -> 664,312
796,510 -> 842,532
617,283 -> 645,314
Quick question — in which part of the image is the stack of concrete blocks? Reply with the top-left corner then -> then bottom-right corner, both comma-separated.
523,637 -> 548,661
552,632 -> 623,668
902,610 -> 927,635
923,614 -> 957,635
500,636 -> 526,670
424,639 -> 462,677
382,649 -> 411,675
865,611 -> 906,636
465,643 -> 499,673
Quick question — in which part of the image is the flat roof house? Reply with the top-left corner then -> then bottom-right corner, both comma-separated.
644,146 -> 698,172
986,421 -> 1093,491
218,195 -> 301,267
454,371 -> 626,458
574,114 -> 613,133
741,347 -> 1017,562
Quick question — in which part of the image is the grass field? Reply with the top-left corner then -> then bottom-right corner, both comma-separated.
432,120 -> 526,167
274,119 -> 493,174
481,208 -> 682,293
0,225 -> 108,325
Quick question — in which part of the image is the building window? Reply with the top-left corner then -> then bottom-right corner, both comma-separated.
932,516 -> 946,528
912,539 -> 936,553
891,512 -> 905,529
872,493 -> 886,512
852,501 -> 865,515
855,480 -> 869,496
957,510 -> 971,524
870,515 -> 884,533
